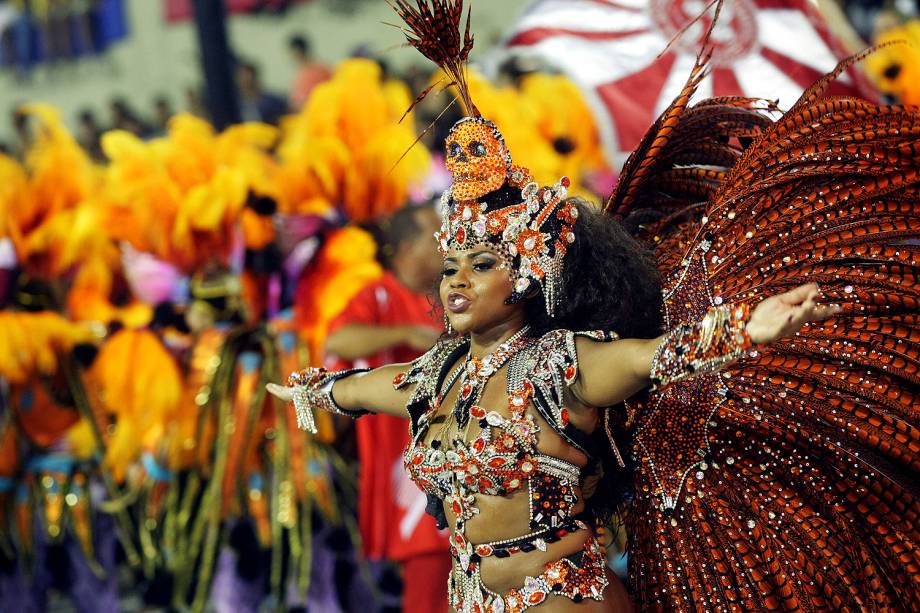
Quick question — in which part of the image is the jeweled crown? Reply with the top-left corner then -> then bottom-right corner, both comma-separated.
437,119 -> 577,316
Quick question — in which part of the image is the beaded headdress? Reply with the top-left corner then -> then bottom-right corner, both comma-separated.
392,0 -> 577,316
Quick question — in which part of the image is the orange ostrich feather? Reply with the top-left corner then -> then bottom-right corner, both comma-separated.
86,329 -> 182,483
293,226 -> 383,361
277,59 -> 430,221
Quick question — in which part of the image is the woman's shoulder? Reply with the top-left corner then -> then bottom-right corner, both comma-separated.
531,327 -> 620,350
522,328 -> 620,387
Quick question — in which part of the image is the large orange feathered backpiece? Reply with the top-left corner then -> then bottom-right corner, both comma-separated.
608,20 -> 920,612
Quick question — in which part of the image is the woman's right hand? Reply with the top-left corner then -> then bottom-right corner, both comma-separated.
268,364 -> 414,418
266,382 -> 294,402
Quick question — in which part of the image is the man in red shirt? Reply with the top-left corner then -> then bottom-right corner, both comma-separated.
326,204 -> 449,612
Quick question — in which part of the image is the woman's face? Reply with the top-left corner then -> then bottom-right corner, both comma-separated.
439,245 -> 523,335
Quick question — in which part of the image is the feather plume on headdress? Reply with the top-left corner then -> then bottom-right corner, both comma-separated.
389,0 -> 478,117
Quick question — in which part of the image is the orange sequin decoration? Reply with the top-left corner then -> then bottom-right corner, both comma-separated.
445,118 -> 512,201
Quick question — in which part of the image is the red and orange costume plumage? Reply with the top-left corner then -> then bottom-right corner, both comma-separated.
609,38 -> 920,609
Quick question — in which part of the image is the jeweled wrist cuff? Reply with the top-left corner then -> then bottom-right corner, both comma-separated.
287,367 -> 371,433
650,303 -> 752,390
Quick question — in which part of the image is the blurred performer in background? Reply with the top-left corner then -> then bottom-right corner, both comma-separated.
325,203 -> 450,613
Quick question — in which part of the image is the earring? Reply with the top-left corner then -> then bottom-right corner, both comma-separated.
443,312 -> 454,336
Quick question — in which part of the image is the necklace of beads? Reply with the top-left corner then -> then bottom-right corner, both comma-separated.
427,325 -> 533,477
448,326 -> 532,430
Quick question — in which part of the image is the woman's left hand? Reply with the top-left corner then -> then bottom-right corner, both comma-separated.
745,283 -> 842,345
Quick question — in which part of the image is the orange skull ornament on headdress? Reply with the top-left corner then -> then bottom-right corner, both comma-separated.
434,115 -> 576,315
444,118 -> 512,201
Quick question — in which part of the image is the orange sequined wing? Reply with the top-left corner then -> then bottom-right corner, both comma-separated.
625,51 -> 920,611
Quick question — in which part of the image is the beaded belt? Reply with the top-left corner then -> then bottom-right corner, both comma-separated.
448,533 -> 609,613
454,516 -> 587,563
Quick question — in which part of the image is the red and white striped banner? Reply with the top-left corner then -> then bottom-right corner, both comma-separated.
490,0 -> 875,164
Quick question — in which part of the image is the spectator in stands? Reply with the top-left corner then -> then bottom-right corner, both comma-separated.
9,107 -> 31,159
287,34 -> 331,110
184,86 -> 208,119
152,96 -> 173,135
76,108 -> 104,161
109,96 -> 148,137
237,60 -> 288,125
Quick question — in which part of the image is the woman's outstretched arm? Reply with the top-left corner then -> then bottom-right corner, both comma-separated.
266,363 -> 414,419
571,283 -> 841,408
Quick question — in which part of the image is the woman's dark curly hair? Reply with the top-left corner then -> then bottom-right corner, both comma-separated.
524,197 -> 664,526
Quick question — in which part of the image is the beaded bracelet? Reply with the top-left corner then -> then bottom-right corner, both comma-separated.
287,367 -> 371,433
650,303 -> 752,390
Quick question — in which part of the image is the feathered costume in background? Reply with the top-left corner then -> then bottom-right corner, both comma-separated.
0,98 -> 396,610
96,110 -> 375,610
391,0 -> 918,610
277,57 -> 431,222
0,105 -> 148,594
459,70 -> 611,196
101,114 -> 278,273
864,20 -> 920,106
279,58 -> 430,361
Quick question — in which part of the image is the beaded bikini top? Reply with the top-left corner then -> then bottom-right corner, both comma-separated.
393,328 -> 619,559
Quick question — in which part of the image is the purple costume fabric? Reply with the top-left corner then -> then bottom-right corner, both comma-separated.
212,547 -> 265,613
0,491 -> 120,613
210,516 -> 383,612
